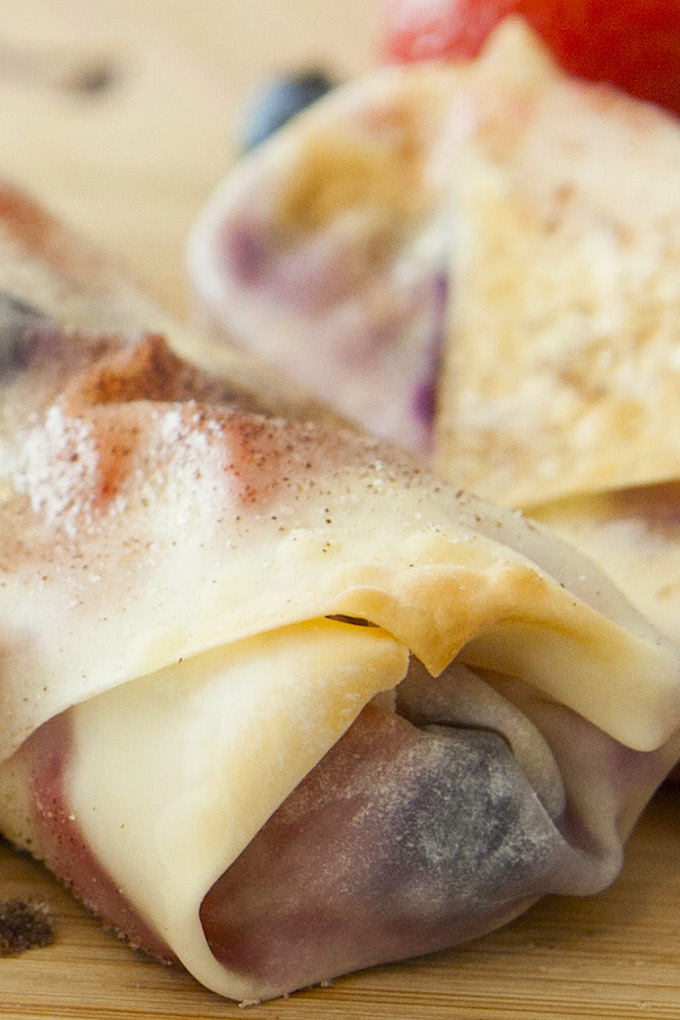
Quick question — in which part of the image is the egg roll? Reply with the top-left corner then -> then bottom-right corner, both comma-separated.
187,20 -> 680,648
1,180 -> 680,1004
188,19 -> 680,499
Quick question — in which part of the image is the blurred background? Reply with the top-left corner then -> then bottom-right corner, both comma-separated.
0,0 -> 378,315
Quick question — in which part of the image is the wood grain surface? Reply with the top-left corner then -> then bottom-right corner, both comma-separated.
0,3 -> 679,1018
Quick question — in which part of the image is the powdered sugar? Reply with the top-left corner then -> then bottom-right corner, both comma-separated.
15,405 -> 99,536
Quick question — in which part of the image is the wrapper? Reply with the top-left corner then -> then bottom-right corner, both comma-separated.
1,180 -> 680,1004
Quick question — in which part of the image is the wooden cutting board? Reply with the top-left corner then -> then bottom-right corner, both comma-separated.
0,2 -> 679,1017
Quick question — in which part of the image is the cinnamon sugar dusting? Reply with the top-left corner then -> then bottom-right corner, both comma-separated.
0,897 -> 54,956
2,297 -> 431,604
7,329 -> 398,541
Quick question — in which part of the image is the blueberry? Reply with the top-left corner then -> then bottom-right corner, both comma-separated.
238,69 -> 336,152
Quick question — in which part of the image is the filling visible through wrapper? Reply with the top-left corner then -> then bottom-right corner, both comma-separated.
3,559 -> 679,1002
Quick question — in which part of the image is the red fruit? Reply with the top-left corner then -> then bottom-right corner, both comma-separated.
382,0 -> 680,116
